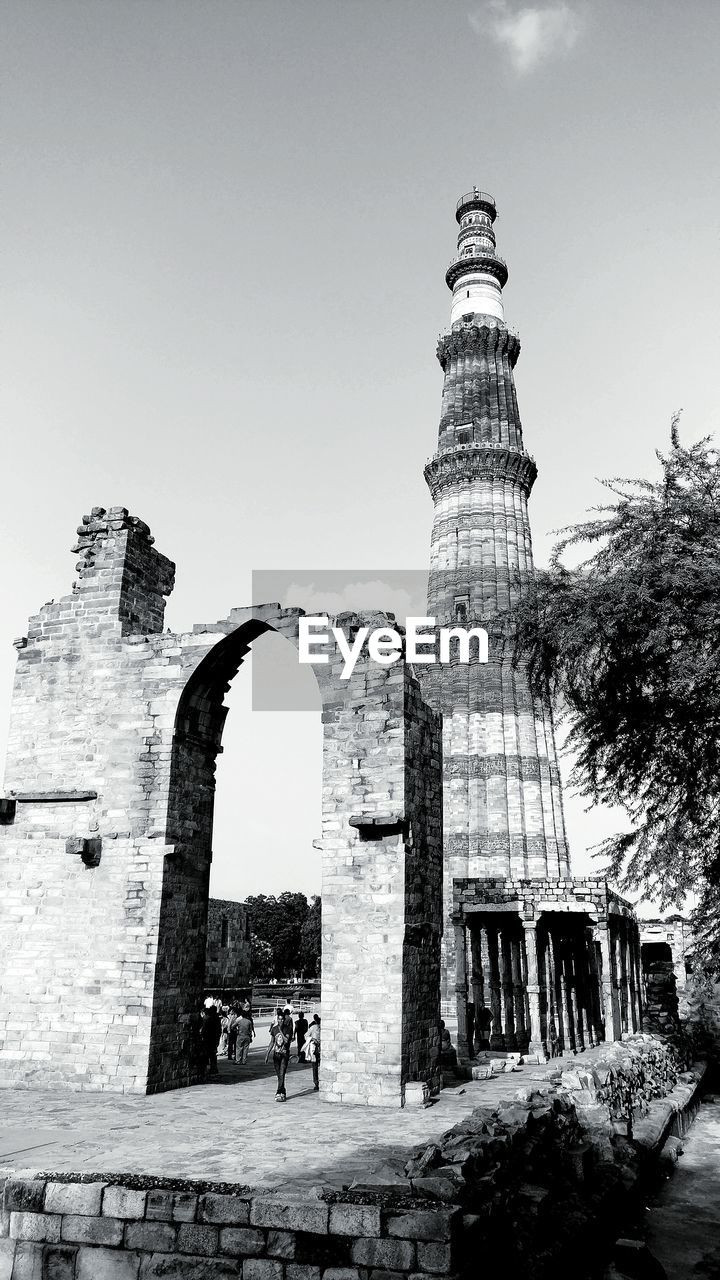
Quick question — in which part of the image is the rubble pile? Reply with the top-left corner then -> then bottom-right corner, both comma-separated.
403,1035 -> 697,1279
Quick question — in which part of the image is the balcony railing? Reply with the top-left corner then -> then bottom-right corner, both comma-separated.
456,190 -> 496,213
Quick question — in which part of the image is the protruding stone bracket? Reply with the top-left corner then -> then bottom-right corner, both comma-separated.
65,836 -> 102,867
0,798 -> 17,824
349,813 -> 406,841
13,790 -> 98,803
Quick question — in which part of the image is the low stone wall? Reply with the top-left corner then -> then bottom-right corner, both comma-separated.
0,1178 -> 460,1280
404,1034 -> 704,1278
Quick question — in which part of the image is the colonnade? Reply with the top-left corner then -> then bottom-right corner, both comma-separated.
454,909 -> 643,1059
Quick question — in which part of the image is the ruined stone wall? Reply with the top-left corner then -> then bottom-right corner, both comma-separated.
0,514 -> 443,1103
319,623 -> 443,1106
205,900 -> 251,992
0,1179 -> 460,1280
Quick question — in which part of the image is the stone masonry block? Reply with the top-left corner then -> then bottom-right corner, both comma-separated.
416,1242 -> 453,1274
0,1239 -> 14,1280
176,1224 -> 218,1256
61,1215 -> 123,1247
243,1261 -> 285,1280
351,1239 -> 416,1271
286,1268 -> 320,1280
266,1230 -> 296,1259
42,1246 -> 78,1280
329,1205 -> 382,1237
3,1182 -> 45,1215
102,1187 -> 147,1220
198,1194 -> 250,1226
124,1221 -> 177,1253
9,1212 -> 61,1244
219,1227 -> 266,1257
385,1210 -> 458,1242
250,1203 -> 328,1234
322,1271 -> 362,1280
145,1191 -> 174,1221
138,1255 -> 241,1278
77,1247 -> 141,1279
171,1194 -> 198,1223
6,1241 -> 42,1280
46,1182 -> 106,1216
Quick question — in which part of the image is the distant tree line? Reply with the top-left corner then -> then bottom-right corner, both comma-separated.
246,892 -> 321,980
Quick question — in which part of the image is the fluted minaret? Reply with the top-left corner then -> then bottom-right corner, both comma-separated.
421,189 -> 570,1001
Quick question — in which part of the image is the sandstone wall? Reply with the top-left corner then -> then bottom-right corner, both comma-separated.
0,511 -> 443,1104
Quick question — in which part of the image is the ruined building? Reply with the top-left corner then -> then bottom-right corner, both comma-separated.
0,189 -> 646,1105
420,191 -> 642,1058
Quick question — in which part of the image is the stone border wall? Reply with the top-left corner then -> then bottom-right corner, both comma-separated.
0,1180 -> 460,1280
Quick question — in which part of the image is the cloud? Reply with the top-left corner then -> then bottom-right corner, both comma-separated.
469,1 -> 584,74
280,579 -> 417,621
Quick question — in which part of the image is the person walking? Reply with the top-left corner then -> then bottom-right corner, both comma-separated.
295,1010 -> 309,1062
265,1006 -> 293,1101
200,999 -> 222,1078
235,1006 -> 255,1064
306,1014 -> 321,1091
226,1006 -> 240,1061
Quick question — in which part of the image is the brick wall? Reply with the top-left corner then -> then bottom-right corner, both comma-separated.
0,1178 -> 460,1280
0,512 -> 443,1104
205,900 -> 251,992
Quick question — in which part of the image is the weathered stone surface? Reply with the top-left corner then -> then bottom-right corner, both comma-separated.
103,1187 -> 147,1220
76,1247 -> 141,1278
198,1194 -> 249,1226
61,1215 -> 123,1247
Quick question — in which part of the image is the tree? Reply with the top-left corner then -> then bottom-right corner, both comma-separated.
299,895 -> 321,977
250,933 -> 273,981
512,419 -> 720,972
244,892 -> 312,978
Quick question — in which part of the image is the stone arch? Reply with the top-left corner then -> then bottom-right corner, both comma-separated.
147,607 -> 329,1093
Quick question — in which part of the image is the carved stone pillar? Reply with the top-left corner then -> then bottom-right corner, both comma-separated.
454,921 -> 469,1062
470,926 -> 485,1056
594,923 -> 619,1042
522,920 -> 544,1056
511,935 -> 526,1047
487,924 -> 505,1050
500,929 -> 517,1051
618,927 -> 629,1035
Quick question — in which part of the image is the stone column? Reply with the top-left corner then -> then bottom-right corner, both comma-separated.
618,928 -> 629,1035
626,924 -> 638,1033
522,920 -> 544,1056
469,926 -> 485,1055
454,921 -> 469,1062
511,935 -> 526,1047
500,929 -> 517,1051
487,925 -> 505,1050
594,924 -> 619,1042
546,926 -> 562,1053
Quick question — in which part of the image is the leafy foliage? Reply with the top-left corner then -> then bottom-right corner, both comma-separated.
513,419 -> 720,971
244,892 -> 321,979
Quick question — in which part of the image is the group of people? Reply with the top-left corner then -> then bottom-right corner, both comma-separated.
197,996 -> 320,1101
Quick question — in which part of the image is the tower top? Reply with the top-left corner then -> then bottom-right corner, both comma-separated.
455,188 -> 497,224
447,187 -> 507,326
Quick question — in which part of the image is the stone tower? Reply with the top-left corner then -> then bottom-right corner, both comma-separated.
421,189 -> 571,1002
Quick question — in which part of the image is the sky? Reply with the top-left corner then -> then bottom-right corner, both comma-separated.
2,1 -> 719,904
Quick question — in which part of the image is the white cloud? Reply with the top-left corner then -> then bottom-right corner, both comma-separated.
281,579 -> 416,621
469,1 -> 584,74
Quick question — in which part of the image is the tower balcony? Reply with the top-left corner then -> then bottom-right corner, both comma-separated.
456,190 -> 497,223
446,252 -> 508,291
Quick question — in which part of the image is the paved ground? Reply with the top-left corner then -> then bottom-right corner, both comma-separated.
645,1096 -> 720,1279
0,1031 -> 543,1193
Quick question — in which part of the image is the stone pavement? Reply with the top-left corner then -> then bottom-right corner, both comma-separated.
645,1095 -> 720,1279
0,1035 -> 539,1193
